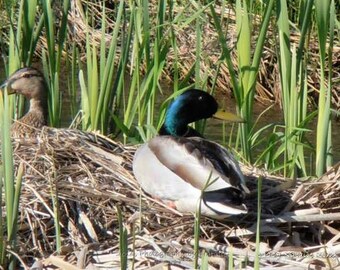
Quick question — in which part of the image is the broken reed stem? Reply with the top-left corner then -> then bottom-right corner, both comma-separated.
263,212 -> 340,224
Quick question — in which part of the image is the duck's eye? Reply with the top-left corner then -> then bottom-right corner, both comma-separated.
198,95 -> 203,101
22,73 -> 33,79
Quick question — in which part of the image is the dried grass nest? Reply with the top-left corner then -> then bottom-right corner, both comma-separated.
4,127 -> 340,269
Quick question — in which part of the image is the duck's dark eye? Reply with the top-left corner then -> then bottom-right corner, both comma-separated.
198,95 -> 203,101
22,73 -> 34,79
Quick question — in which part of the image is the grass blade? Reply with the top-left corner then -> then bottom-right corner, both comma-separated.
315,0 -> 333,176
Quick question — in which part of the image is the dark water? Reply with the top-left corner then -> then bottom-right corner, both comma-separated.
205,99 -> 340,172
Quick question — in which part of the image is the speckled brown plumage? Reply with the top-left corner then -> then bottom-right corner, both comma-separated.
11,109 -> 47,138
0,67 -> 48,138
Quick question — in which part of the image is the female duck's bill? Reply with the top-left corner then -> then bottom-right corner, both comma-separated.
133,89 -> 249,219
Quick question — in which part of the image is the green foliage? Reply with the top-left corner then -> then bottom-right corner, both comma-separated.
275,0 -> 313,177
315,0 -> 335,176
4,0 -> 42,69
0,0 -> 336,178
209,0 -> 335,177
66,42 -> 79,120
3,0 -> 43,119
210,0 -> 275,164
79,1 -> 126,133
121,0 -> 172,142
0,90 -> 23,270
42,0 -> 70,127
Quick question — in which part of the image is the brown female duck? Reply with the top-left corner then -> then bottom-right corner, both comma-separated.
0,67 -> 48,137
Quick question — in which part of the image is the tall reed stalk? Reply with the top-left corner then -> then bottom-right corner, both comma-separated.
66,42 -> 79,121
0,90 -> 23,270
42,0 -> 70,127
5,0 -> 43,69
272,0 -> 335,177
210,0 -> 275,163
79,1 -> 126,133
123,0 -> 170,142
315,0 -> 335,176
275,0 -> 313,177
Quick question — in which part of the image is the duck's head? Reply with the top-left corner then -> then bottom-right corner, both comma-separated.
160,89 -> 243,137
0,67 -> 47,101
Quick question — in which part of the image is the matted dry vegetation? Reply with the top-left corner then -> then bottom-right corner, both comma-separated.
7,127 -> 340,269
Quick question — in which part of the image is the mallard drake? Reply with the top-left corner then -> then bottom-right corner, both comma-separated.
0,67 -> 48,137
133,89 -> 249,218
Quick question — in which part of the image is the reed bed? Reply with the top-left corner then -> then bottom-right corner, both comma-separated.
1,0 -> 339,176
0,0 -> 339,269
7,129 -> 340,269
4,1 -> 336,109
33,1 -> 340,108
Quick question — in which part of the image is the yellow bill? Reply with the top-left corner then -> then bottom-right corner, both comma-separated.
213,109 -> 244,123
